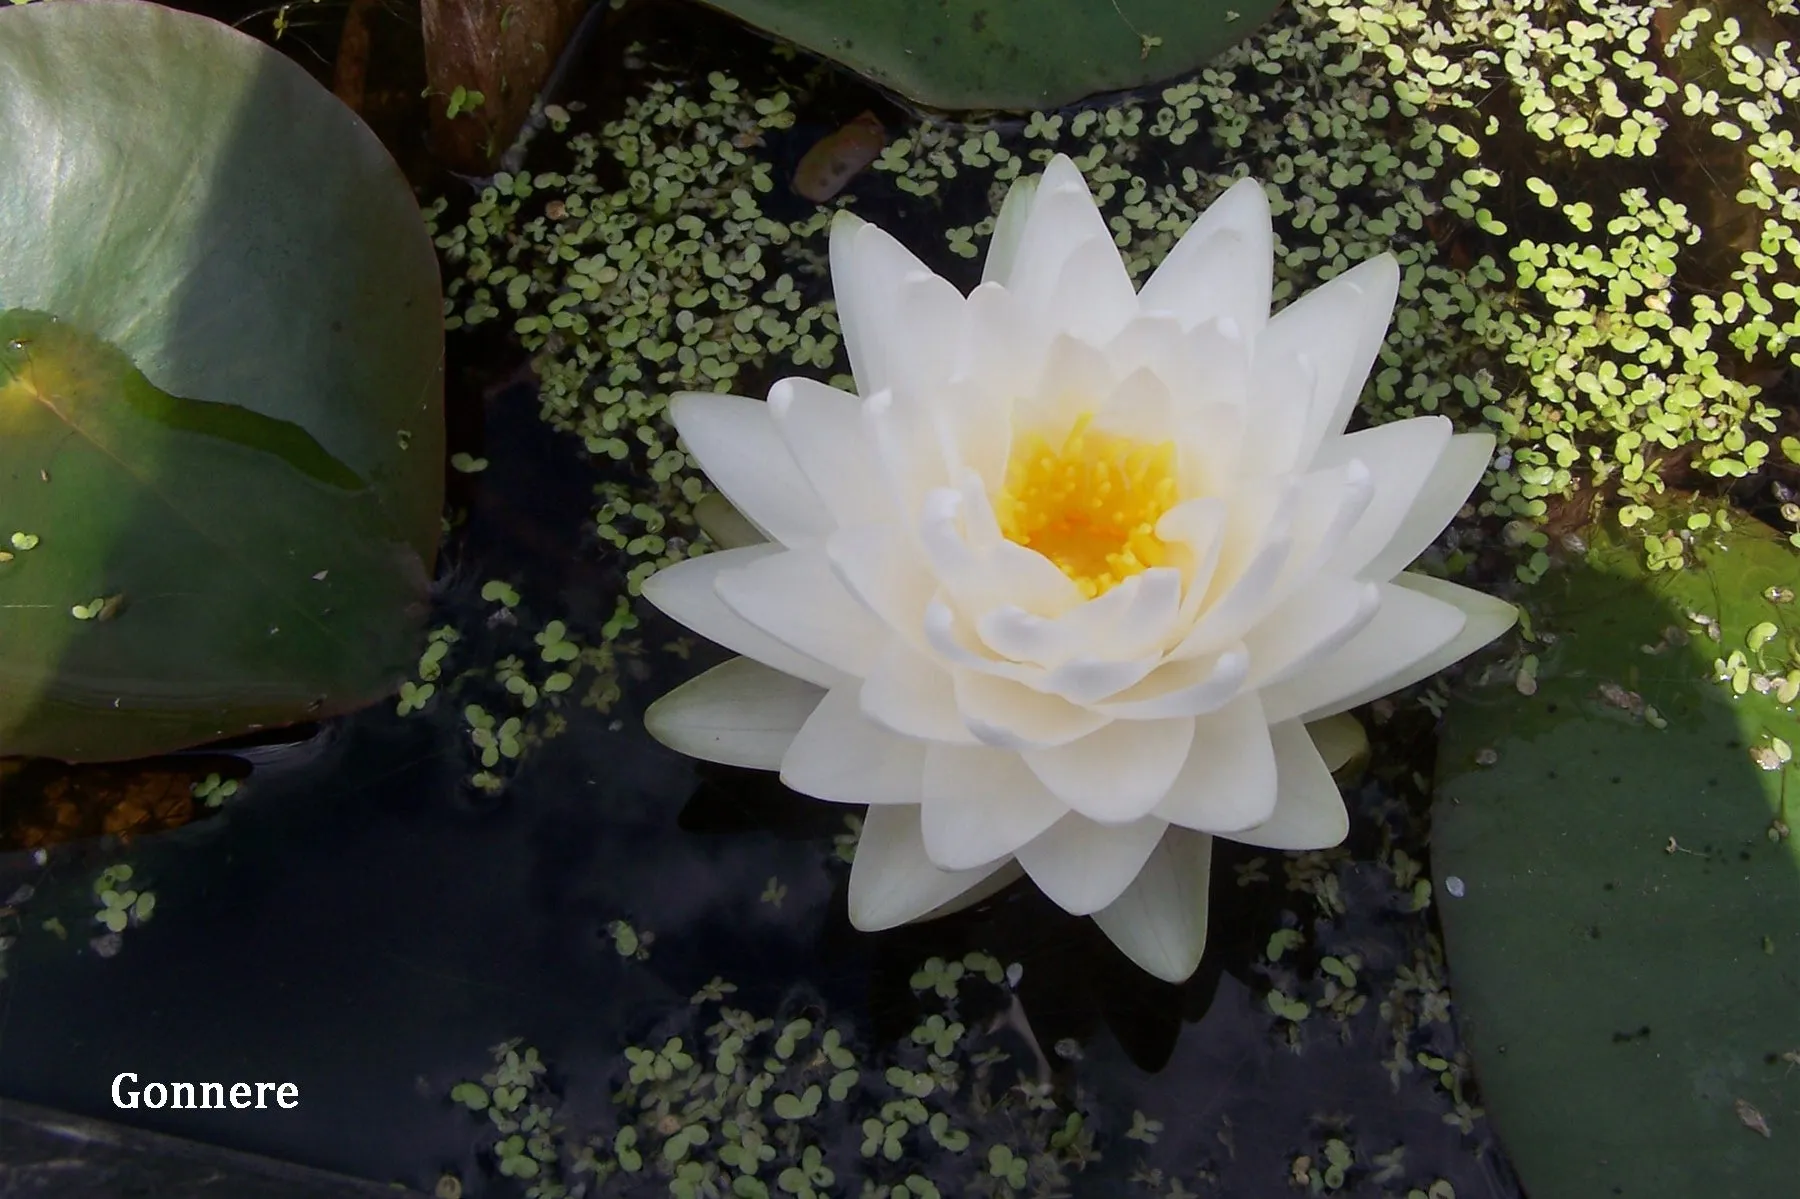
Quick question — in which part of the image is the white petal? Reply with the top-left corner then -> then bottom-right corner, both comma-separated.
919,743 -> 1068,869
1036,653 -> 1163,705
1016,812 -> 1169,915
1091,826 -> 1214,983
670,393 -> 829,545
1306,712 -> 1367,773
1016,332 -> 1116,433
645,657 -> 823,769
974,568 -> 1181,668
1260,254 -> 1400,468
643,547 -> 849,689
1137,177 -> 1273,335
1006,156 -> 1136,336
1242,579 -> 1382,691
1047,233 -> 1139,345
848,804 -> 1012,930
768,377 -> 889,527
1173,494 -> 1298,657
1312,416 -> 1453,578
1155,497 -> 1229,604
953,671 -> 1108,749
862,640 -> 979,745
781,686 -> 925,804
919,489 -> 1082,618
833,216 -> 936,398
1022,717 -> 1196,824
1093,648 -> 1250,719
919,861 -> 1027,921
1356,432 -> 1495,582
866,387 -> 951,515
889,269 -> 968,404
1153,692 -> 1278,832
1258,580 -> 1466,724
982,172 -> 1041,288
1283,573 -> 1517,722
827,524 -> 935,648
715,546 -> 887,677
949,284 -> 1021,490
1224,721 -> 1348,850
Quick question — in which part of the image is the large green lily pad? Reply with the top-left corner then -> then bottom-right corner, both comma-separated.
695,0 -> 1283,111
1434,515 -> 1800,1196
0,0 -> 443,761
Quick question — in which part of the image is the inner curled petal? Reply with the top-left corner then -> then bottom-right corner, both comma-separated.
994,412 -> 1180,599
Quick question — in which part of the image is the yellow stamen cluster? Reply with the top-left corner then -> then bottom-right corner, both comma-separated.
994,413 -> 1179,598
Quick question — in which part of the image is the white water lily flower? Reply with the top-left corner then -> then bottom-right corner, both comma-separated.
642,155 -> 1516,982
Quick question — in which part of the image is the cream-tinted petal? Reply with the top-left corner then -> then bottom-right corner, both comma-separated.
1258,580 -> 1466,723
832,217 -> 938,398
669,393 -> 830,544
1312,416 -> 1453,578
826,523 -> 935,648
848,804 -> 1012,930
921,741 -> 1072,864
1016,812 -> 1169,915
919,743 -> 1068,869
1091,826 -> 1213,983
1355,432 -> 1495,582
1046,233 -> 1139,345
781,685 -> 926,805
1093,648 -> 1250,719
981,172 -> 1041,288
715,546 -> 887,677
974,568 -> 1181,668
1223,720 -> 1348,850
1094,366 -> 1175,442
645,657 -> 824,769
1017,332 -> 1116,433
1153,692 -> 1278,832
1283,573 -> 1517,722
768,377 -> 889,527
1022,717 -> 1196,824
953,670 -> 1109,749
861,639 -> 979,744
1242,578 -> 1382,690
1137,176 -> 1273,335
643,547 -> 850,689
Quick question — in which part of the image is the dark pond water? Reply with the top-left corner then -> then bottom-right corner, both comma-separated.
0,2 -> 1532,1196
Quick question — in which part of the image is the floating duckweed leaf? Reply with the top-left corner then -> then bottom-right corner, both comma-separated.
10,532 -> 38,550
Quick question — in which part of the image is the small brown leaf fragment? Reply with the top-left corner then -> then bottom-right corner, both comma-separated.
1735,1098 -> 1771,1138
793,111 -> 886,203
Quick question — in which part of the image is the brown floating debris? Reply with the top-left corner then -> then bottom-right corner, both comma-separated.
793,111 -> 887,203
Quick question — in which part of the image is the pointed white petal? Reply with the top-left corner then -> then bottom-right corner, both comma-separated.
950,284 -> 1022,490
1263,253 -> 1401,466
975,568 -> 1181,669
1016,812 -> 1170,915
832,216 -> 937,398
1006,156 -> 1135,333
768,377 -> 889,527
714,546 -> 887,677
1224,721 -> 1348,850
826,524 -> 935,648
1022,717 -> 1196,824
645,657 -> 823,769
1153,692 -> 1278,832
1258,580 -> 1465,723
1138,177 -> 1274,335
953,670 -> 1109,749
1277,573 -> 1517,722
1312,416 -> 1452,578
919,743 -> 1069,869
982,172 -> 1042,288
1094,648 -> 1250,719
1356,432 -> 1495,582
643,547 -> 850,689
1017,332 -> 1116,433
781,686 -> 926,804
1242,579 -> 1382,690
670,393 -> 829,544
1047,233 -> 1139,345
1306,711 -> 1368,773
848,804 -> 1012,931
862,639 -> 979,744
1091,827 -> 1214,983
889,269 -> 969,402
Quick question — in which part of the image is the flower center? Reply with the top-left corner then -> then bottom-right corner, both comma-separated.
994,412 -> 1179,599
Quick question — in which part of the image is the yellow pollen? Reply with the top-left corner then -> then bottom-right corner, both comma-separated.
994,412 -> 1180,598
